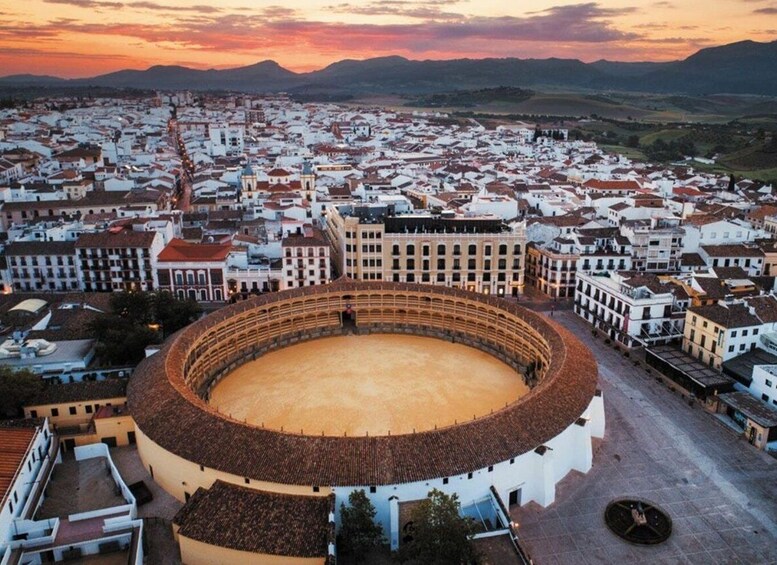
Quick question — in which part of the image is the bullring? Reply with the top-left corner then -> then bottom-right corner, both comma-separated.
128,279 -> 604,554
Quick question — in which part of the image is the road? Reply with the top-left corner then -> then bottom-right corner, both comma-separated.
512,309 -> 777,564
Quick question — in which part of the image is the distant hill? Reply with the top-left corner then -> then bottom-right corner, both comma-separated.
0,74 -> 67,86
1,40 -> 776,96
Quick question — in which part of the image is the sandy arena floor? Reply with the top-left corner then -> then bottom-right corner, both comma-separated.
209,334 -> 529,436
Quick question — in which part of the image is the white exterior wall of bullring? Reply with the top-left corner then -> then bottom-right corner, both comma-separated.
335,393 -> 605,548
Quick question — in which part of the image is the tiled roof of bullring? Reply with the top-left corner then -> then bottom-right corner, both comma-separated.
173,481 -> 332,557
128,279 -> 599,486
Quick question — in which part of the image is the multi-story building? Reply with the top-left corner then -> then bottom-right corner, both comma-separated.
326,204 -> 525,296
75,228 -> 163,292
526,238 -> 579,298
281,227 -> 331,290
698,244 -> 765,277
683,295 -> 777,370
749,365 -> 777,408
155,238 -> 231,302
208,123 -> 245,155
4,241 -> 79,292
526,229 -> 632,299
574,271 -> 688,348
0,420 -> 55,553
620,218 -> 684,272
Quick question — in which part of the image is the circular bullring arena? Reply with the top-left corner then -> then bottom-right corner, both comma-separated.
128,279 -> 604,546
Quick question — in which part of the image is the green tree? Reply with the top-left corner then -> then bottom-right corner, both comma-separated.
153,291 -> 201,337
89,291 -> 201,365
338,490 -> 385,561
625,135 -> 640,148
398,489 -> 477,564
89,315 -> 158,366
110,291 -> 153,325
0,367 -> 43,418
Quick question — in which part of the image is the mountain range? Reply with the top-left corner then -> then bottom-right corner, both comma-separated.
2,40 -> 776,96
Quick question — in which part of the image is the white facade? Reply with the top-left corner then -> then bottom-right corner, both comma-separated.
0,422 -> 54,557
574,272 -> 686,347
750,365 -> 777,408
334,394 -> 605,550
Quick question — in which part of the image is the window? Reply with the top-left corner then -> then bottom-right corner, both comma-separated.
69,406 -> 77,415
437,244 -> 446,255
731,331 -> 737,337
370,486 -> 377,493
728,346 -> 734,353
468,244 -> 477,255
765,379 -> 773,387
467,472 -> 473,479
313,486 -> 320,492
244,477 -> 250,484
85,405 -> 93,414
743,330 -> 749,336
443,477 -> 449,484
51,408 -> 59,417
763,394 -> 770,402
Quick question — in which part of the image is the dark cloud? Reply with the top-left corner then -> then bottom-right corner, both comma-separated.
753,5 -> 777,13
327,0 -> 465,20
43,0 -> 123,8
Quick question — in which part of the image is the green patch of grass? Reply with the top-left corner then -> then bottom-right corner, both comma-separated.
600,144 -> 647,161
639,128 -> 690,145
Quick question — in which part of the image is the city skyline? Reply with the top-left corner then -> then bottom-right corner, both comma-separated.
1,0 -> 775,78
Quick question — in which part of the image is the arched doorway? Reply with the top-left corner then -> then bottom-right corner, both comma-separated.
341,302 -> 356,329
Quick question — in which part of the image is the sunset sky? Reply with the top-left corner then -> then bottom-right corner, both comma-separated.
0,0 -> 775,78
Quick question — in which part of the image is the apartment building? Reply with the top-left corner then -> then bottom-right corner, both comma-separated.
75,228 -> 164,292
326,204 -> 526,296
5,241 -> 79,292
281,228 -> 331,289
526,238 -> 579,298
155,238 -> 231,302
526,229 -> 632,298
683,295 -> 777,370
574,271 -> 688,348
698,244 -> 765,277
620,218 -> 684,272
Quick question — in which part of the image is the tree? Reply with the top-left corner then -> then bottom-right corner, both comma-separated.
0,367 -> 43,418
338,490 -> 385,561
153,291 -> 201,337
89,314 -> 158,366
728,174 -> 737,192
110,291 -> 153,325
625,135 -> 640,148
88,291 -> 202,366
398,489 -> 477,564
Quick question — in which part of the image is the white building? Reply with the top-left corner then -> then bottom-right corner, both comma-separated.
574,271 -> 688,348
750,365 -> 777,408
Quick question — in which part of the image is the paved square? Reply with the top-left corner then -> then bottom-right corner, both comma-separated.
512,310 -> 777,565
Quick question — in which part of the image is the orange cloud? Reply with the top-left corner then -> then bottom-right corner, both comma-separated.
0,1 -> 773,78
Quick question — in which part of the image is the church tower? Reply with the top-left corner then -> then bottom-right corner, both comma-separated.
240,164 -> 256,203
300,161 -> 316,203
